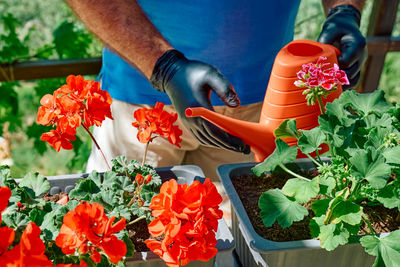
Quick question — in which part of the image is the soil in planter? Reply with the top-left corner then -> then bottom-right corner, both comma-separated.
42,192 -> 68,202
231,168 -> 400,242
126,216 -> 151,252
43,193 -> 152,252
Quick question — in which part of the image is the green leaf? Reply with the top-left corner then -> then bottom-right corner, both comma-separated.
68,179 -> 100,200
41,211 -> 60,240
19,172 -> 50,197
361,230 -> 400,267
364,113 -> 393,129
122,232 -> 135,257
111,156 -> 130,174
0,14 -> 30,62
30,208 -> 47,226
298,127 -> 326,154
0,167 -> 17,188
383,146 -> 400,165
311,198 -> 331,217
350,150 -> 392,189
310,215 -> 350,251
318,114 -> 345,147
377,185 -> 400,209
141,186 -> 158,204
324,99 -> 354,126
339,90 -> 392,116
252,139 -> 298,176
110,206 -> 131,221
26,124 -> 49,155
274,119 -> 300,139
2,212 -> 30,229
53,21 -> 92,59
367,127 -> 398,150
66,135 -> 90,172
328,199 -> 363,226
89,171 -> 117,189
116,175 -> 135,192
318,175 -> 336,195
282,177 -> 319,203
0,82 -> 21,135
92,191 -> 120,212
258,189 -> 308,228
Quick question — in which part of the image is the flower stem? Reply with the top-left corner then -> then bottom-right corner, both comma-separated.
127,197 -> 136,207
362,214 -> 376,235
316,95 -> 325,114
127,215 -> 146,226
82,124 -> 111,171
279,163 -> 311,181
305,153 -> 322,167
315,149 -> 323,164
142,142 -> 149,167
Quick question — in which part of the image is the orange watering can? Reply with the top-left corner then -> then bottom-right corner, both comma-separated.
185,39 -> 342,162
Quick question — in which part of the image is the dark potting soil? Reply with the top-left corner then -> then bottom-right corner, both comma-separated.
126,216 -> 152,252
42,192 -> 68,202
231,170 -> 400,242
43,193 -> 152,252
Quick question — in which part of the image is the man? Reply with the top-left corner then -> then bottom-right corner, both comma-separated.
65,0 -> 366,178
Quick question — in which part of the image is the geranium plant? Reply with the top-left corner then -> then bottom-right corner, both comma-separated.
0,75 -> 223,266
253,57 -> 400,267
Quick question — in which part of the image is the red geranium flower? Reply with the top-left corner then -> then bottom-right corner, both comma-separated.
40,129 -> 76,152
55,202 -> 126,264
145,178 -> 223,266
37,75 -> 113,151
0,186 -> 11,224
37,94 -> 60,126
0,227 -> 14,257
132,102 -> 182,147
2,222 -> 53,266
0,222 -> 87,267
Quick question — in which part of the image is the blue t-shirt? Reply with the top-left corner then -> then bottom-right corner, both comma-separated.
100,0 -> 300,106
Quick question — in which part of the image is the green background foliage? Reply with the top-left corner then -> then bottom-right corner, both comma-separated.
0,0 -> 399,176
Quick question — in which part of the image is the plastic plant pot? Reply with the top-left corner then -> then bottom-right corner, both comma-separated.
217,159 -> 377,267
40,165 -> 237,267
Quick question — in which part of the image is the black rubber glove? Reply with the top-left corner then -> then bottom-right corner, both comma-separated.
150,49 -> 250,154
318,4 -> 367,90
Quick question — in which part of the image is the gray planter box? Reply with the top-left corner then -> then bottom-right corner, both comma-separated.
45,165 -> 236,267
217,158 -> 376,267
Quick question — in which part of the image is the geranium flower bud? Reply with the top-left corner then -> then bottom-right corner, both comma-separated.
137,199 -> 144,207
17,202 -> 23,208
144,174 -> 152,185
135,174 -> 144,184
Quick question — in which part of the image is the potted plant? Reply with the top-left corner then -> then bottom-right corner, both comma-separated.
0,75 -> 235,267
218,57 -> 400,267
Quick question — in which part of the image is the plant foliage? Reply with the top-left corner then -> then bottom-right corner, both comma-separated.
254,90 -> 400,267
0,156 -> 161,266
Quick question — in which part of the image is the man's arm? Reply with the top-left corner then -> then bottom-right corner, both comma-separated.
65,0 -> 249,154
65,0 -> 172,78
322,0 -> 365,14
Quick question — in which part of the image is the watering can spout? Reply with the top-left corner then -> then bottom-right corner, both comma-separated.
185,40 -> 342,162
185,107 -> 276,161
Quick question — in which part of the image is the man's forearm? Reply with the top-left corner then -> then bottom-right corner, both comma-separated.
65,0 -> 173,79
322,0 -> 365,15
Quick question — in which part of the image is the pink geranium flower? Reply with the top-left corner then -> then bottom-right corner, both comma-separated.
294,56 -> 349,110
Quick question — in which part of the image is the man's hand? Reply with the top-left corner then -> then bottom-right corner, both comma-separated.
318,4 -> 367,90
150,50 -> 250,154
